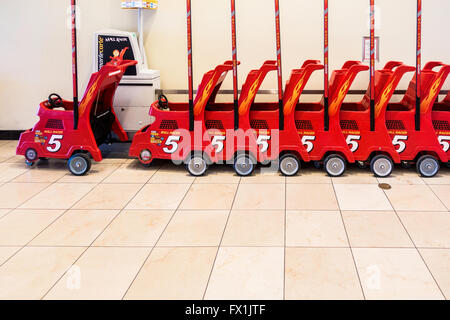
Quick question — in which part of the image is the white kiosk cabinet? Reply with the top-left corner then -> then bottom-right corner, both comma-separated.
93,1 -> 160,132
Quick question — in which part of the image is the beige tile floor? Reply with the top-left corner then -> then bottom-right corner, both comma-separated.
0,140 -> 449,300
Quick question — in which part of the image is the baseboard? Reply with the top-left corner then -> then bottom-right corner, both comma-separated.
0,130 -> 23,140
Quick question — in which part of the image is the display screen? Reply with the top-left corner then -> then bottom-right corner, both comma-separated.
97,35 -> 137,76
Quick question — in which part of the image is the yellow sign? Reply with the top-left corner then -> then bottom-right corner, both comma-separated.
121,1 -> 158,9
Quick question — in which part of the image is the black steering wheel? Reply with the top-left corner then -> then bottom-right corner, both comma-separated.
158,94 -> 169,110
48,93 -> 63,109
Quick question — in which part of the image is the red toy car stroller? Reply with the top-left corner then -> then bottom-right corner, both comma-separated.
385,62 -> 448,177
339,62 -> 416,177
16,49 -> 137,175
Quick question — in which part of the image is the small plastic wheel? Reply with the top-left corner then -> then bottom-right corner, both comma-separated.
324,154 -> 346,177
370,155 -> 394,178
234,154 -> 255,176
401,161 -> 412,169
279,154 -> 300,176
416,155 -> 439,178
186,154 -> 208,176
25,160 -> 36,167
67,153 -> 91,176
313,161 -> 322,169
356,161 -> 367,169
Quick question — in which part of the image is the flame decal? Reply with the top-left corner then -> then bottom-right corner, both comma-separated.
194,76 -> 216,116
239,74 -> 264,115
421,73 -> 444,114
284,73 -> 306,115
329,78 -> 350,116
375,81 -> 394,119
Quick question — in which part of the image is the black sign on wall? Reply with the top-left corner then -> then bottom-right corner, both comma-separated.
97,35 -> 137,76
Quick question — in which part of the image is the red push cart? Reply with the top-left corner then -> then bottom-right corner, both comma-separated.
16,50 -> 137,175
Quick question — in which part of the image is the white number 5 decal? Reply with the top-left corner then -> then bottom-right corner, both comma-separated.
346,135 -> 361,152
211,136 -> 226,153
301,136 -> 315,153
257,135 -> 271,153
438,136 -> 450,152
163,136 -> 181,154
392,135 -> 408,153
46,134 -> 63,153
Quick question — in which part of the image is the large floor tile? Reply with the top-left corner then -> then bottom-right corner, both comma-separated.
419,249 -> 450,299
180,184 -> 238,210
73,184 -> 143,210
0,183 -> 50,209
205,247 -> 284,300
397,212 -> 450,248
353,248 -> 444,300
286,211 -> 348,247
286,184 -> 338,210
286,169 -> 331,184
239,168 -> 285,184
93,210 -> 173,247
285,248 -> 363,300
233,184 -> 285,210
423,170 -> 450,185
384,185 -> 446,211
429,185 -> 450,210
332,170 -> 378,184
125,247 -> 217,300
342,211 -> 413,248
157,212 -> 228,246
30,210 -> 118,246
0,209 -> 63,245
334,184 -> 392,211
58,164 -> 120,183
0,247 -> 85,299
126,183 -> 191,210
0,163 -> 29,182
45,247 -> 150,300
222,211 -> 284,247
148,165 -> 195,184
11,167 -> 67,183
194,166 -> 240,184
20,182 -> 97,210
102,162 -> 157,184
0,247 -> 20,265
376,170 -> 425,185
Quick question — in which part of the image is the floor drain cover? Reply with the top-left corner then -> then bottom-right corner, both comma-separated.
378,183 -> 392,190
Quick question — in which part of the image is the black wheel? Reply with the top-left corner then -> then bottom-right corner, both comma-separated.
401,161 -> 412,169
67,153 -> 91,176
186,154 -> 208,176
279,154 -> 300,176
324,154 -> 346,177
370,155 -> 394,178
416,155 -> 439,178
234,154 -> 255,176
356,161 -> 367,169
313,161 -> 322,169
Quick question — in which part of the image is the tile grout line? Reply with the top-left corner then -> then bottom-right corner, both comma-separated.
39,161 -> 161,300
331,178 -> 366,300
201,175 -> 241,300
0,160 -> 85,267
380,187 -> 447,300
120,168 -> 197,300
424,181 -> 450,211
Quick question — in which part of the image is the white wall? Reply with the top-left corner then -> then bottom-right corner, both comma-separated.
0,0 -> 449,130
